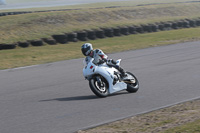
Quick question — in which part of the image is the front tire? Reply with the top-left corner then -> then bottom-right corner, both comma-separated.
89,75 -> 109,98
126,72 -> 139,93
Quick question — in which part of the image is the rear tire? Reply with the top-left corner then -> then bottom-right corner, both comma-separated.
126,72 -> 139,93
89,75 -> 109,98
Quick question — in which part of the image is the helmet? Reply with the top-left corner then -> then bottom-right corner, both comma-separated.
81,43 -> 93,56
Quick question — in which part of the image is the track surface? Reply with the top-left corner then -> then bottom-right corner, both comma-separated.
0,0 -> 129,10
0,41 -> 200,133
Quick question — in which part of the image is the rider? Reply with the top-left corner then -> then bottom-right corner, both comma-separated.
81,43 -> 126,78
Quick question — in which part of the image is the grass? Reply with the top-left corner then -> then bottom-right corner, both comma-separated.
1,27 -> 200,70
1,2 -> 200,44
78,99 -> 200,133
163,119 -> 200,133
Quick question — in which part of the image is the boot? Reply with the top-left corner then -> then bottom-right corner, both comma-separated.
118,67 -> 127,78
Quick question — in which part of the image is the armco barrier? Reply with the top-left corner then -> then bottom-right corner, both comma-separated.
0,11 -> 34,17
0,13 -> 6,16
1,18 -> 200,51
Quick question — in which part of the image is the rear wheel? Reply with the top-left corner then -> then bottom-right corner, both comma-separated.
125,72 -> 139,93
89,75 -> 109,98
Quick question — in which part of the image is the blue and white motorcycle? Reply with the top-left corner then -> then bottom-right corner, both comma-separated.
83,58 -> 139,98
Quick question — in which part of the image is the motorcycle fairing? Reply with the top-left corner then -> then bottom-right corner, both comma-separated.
83,58 -> 127,94
94,65 -> 127,94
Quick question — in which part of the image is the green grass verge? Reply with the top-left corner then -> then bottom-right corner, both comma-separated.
78,99 -> 200,133
1,27 -> 200,70
1,2 -> 200,44
162,119 -> 200,133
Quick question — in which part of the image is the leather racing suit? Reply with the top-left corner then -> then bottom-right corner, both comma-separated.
85,49 -> 126,77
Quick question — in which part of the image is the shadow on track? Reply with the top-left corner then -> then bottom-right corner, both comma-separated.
39,91 -> 129,102
39,95 -> 98,102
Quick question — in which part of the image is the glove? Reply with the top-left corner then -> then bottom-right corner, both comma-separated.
97,59 -> 105,65
107,59 -> 116,65
102,58 -> 107,62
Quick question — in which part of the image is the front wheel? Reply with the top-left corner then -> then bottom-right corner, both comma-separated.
89,75 -> 109,98
125,72 -> 139,93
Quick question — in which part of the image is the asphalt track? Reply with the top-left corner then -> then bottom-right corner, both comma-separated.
0,41 -> 200,133
0,0 -> 130,10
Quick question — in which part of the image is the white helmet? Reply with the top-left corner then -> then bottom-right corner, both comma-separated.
81,43 -> 93,56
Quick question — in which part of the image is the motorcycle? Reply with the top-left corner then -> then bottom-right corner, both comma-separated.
83,58 -> 139,98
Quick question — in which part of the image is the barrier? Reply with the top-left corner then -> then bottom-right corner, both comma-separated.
120,27 -> 129,35
135,26 -> 144,33
195,19 -> 200,26
77,31 -> 88,41
158,24 -> 165,31
163,22 -> 172,30
142,24 -> 152,33
0,44 -> 16,50
182,21 -> 190,28
177,21 -> 184,28
87,30 -> 96,40
113,28 -> 121,36
18,41 -> 30,48
30,40 -> 44,46
95,30 -> 105,38
67,33 -> 78,42
128,26 -> 137,34
171,22 -> 178,29
1,18 -> 200,51
187,19 -> 196,27
151,24 -> 158,32
103,28 -> 114,37
52,34 -> 68,44
42,38 -> 57,45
